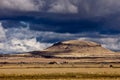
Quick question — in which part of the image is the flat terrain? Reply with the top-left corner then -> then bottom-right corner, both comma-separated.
0,56 -> 120,80
0,56 -> 120,69
0,56 -> 120,63
0,68 -> 120,80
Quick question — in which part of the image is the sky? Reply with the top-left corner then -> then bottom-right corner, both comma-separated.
0,0 -> 120,53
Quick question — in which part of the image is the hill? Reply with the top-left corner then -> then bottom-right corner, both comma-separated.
30,40 -> 114,58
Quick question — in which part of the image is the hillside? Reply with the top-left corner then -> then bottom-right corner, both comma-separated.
29,40 -> 114,58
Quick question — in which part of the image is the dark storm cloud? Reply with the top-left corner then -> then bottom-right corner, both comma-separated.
0,0 -> 120,34
1,13 -> 120,34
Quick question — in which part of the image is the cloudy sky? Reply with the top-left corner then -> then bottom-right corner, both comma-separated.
0,0 -> 120,53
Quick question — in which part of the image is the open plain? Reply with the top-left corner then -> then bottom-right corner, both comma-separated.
0,56 -> 120,80
0,40 -> 120,80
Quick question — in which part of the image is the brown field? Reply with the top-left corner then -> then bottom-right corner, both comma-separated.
0,56 -> 120,80
0,56 -> 120,63
0,67 -> 120,80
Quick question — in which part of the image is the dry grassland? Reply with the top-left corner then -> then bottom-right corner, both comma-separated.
0,68 -> 120,80
0,56 -> 120,80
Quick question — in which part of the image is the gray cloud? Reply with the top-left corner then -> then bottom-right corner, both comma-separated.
0,23 -> 6,40
47,0 -> 78,13
0,0 -> 39,11
0,0 -> 120,16
0,23 -> 52,54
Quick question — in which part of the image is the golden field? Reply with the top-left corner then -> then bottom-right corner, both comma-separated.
0,65 -> 120,80
0,56 -> 120,80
